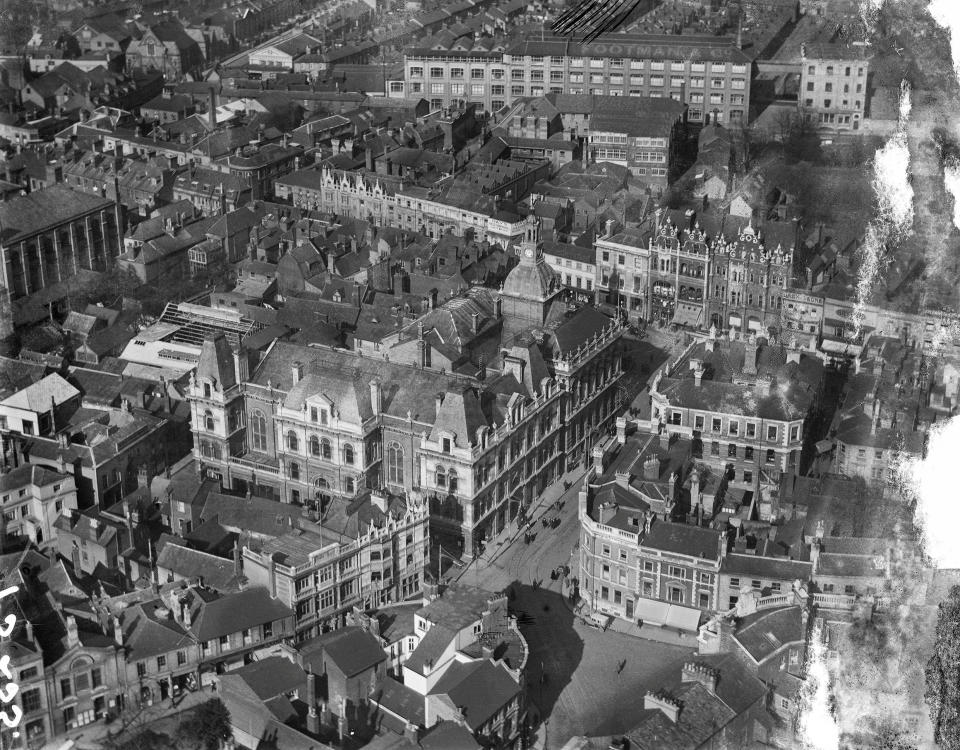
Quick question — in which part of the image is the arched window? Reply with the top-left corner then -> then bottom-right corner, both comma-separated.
203,382 -> 211,398
435,466 -> 446,488
250,410 -> 267,451
204,409 -> 214,431
290,462 -> 300,481
448,469 -> 459,494
321,438 -> 332,460
343,443 -> 355,465
309,435 -> 320,456
287,431 -> 299,452
387,443 -> 404,485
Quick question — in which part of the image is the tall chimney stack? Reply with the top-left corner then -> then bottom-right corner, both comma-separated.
306,671 -> 321,734
209,88 -> 217,128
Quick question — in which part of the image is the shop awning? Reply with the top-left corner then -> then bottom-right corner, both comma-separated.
664,604 -> 703,632
634,599 -> 702,631
671,302 -> 703,327
634,598 -> 671,626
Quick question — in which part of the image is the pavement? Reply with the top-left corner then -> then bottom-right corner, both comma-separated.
39,688 -> 213,750
456,463 -> 589,589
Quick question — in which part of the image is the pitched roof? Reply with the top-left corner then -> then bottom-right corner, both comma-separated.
231,656 -> 307,699
733,605 -> 805,663
0,185 -> 114,243
120,599 -> 195,661
188,586 -> 293,642
155,544 -> 241,592
641,521 -> 722,559
301,626 -> 385,678
430,660 -> 521,731
0,463 -> 69,492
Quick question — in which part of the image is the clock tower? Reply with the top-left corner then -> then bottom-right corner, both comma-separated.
498,216 -> 562,342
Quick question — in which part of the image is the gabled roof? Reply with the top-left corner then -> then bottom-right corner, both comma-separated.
120,599 -> 195,661
733,605 -> 805,663
155,544 -> 241,593
188,586 -> 293,642
429,660 -> 521,731
230,656 -> 307,700
0,372 -> 79,412
300,626 -> 385,678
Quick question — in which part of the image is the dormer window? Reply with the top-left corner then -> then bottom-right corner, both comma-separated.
310,406 -> 318,422
442,437 -> 451,453
203,382 -> 211,398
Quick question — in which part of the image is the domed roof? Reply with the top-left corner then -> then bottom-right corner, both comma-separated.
501,244 -> 560,301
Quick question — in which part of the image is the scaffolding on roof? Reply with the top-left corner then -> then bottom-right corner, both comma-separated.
156,302 -> 260,349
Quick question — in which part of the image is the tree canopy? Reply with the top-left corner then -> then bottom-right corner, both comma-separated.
175,698 -> 233,750
926,585 -> 960,748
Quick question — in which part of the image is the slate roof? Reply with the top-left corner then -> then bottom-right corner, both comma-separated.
200,492 -> 303,537
657,338 -> 824,421
120,599 -> 195,661
231,656 -> 307,700
419,721 -> 482,750
300,626 -> 385,678
624,653 -> 765,750
188,586 -> 293,642
417,584 -> 493,631
720,554 -> 812,582
403,624 -> 455,676
429,660 -> 521,731
640,521 -> 722,560
0,464 -> 68,493
155,544 -> 241,593
0,372 -> 79,411
374,677 -> 426,727
0,183 -> 114,242
733,605 -> 805,663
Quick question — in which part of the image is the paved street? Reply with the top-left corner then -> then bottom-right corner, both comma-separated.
460,438 -> 694,749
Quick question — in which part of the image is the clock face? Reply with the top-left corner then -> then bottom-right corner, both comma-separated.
524,247 -> 534,258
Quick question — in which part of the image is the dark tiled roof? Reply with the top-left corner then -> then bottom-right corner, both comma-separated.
373,676 -> 425,726
300,626 -> 385,678
419,721 -> 482,750
156,544 -> 241,593
188,586 -> 292,642
232,656 -> 307,700
733,606 -> 805,663
720,554 -> 812,581
641,521 -> 722,560
0,185 -> 114,243
430,660 -> 521,731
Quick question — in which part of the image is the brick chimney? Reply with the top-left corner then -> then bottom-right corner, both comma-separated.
66,615 -> 79,648
644,691 -> 681,723
643,456 -> 660,479
681,662 -> 718,694
597,502 -> 617,525
306,671 -> 321,734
